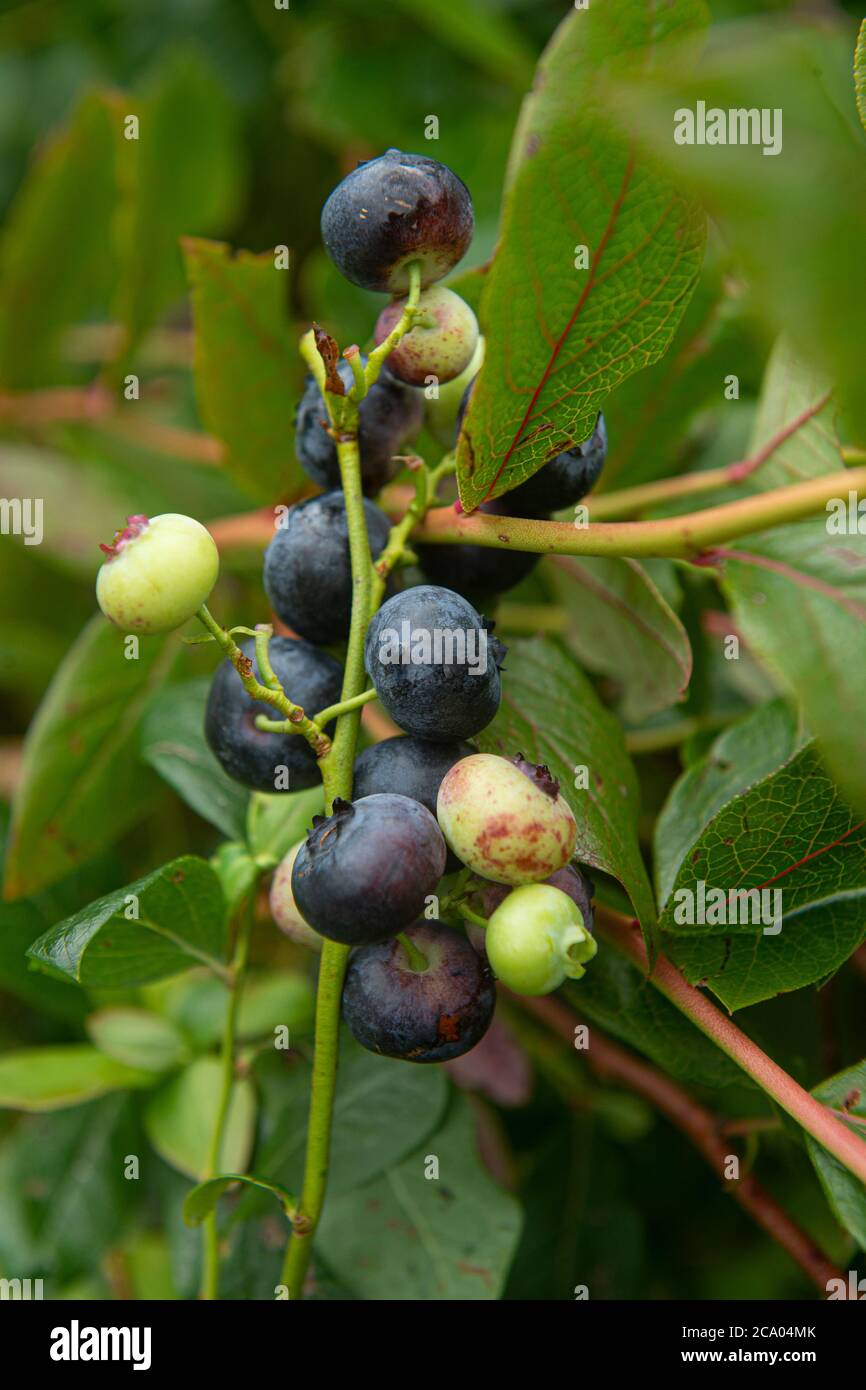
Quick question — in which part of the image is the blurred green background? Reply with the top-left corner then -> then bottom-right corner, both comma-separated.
0,0 -> 864,1300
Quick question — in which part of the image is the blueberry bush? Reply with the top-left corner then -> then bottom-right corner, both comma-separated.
1,0 -> 865,1304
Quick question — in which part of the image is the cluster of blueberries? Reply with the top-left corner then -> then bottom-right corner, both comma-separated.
202,150 -> 601,1062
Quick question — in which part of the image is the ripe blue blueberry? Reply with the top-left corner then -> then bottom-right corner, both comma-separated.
264,491 -> 393,645
291,793 -> 447,945
364,585 -> 505,741
295,357 -> 423,496
506,414 -> 608,513
352,734 -> 476,872
321,149 -> 474,294
341,921 -> 495,1063
204,637 -> 342,793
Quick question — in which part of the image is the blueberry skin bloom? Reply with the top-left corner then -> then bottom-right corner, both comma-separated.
342,921 -> 495,1063
352,734 -> 475,871
264,492 -> 393,645
320,149 -> 474,294
295,358 -> 423,497
506,414 -> 608,513
364,585 -> 506,741
291,794 -> 447,945
204,637 -> 342,793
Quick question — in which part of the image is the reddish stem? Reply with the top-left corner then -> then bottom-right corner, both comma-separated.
521,992 -> 844,1295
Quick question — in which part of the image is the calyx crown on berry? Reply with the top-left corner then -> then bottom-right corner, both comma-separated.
511,753 -> 560,800
99,514 -> 149,559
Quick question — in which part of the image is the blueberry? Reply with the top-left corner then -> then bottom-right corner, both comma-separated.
352,734 -> 475,871
505,414 -> 608,513
264,491 -> 393,645
96,513 -> 219,635
295,357 -> 423,496
204,636 -> 342,793
341,921 -> 495,1062
321,149 -> 474,294
417,496 -> 543,602
291,793 -> 447,945
364,585 -> 505,741
374,286 -> 478,387
437,752 -> 577,885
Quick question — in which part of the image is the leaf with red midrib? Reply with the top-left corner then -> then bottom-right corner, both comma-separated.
457,0 -> 708,511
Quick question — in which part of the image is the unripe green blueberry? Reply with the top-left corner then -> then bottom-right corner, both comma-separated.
269,842 -> 323,953
437,753 -> 577,885
375,286 -> 479,387
485,884 -> 597,995
96,513 -> 219,635
424,336 -> 485,447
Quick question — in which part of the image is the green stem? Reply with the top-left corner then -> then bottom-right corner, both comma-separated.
597,907 -> 866,1186
396,930 -> 429,972
254,623 -> 280,690
361,262 -> 423,391
280,427 -> 373,1301
411,467 -> 866,561
457,901 -> 488,930
281,283 -> 435,1300
197,604 -> 330,758
313,686 -> 377,726
201,894 -> 256,1300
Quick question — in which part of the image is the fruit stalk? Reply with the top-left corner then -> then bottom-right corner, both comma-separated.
280,424 -> 373,1299
596,906 -> 866,1185
413,467 -> 866,560
201,892 -> 256,1300
196,604 -> 331,757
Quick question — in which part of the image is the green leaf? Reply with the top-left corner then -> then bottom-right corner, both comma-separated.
183,236 -> 300,501
733,338 -> 839,493
564,952 -> 745,1089
602,237 -> 761,489
27,856 -> 227,988
806,1060 -> 866,1249
671,892 -> 866,1011
145,968 -> 314,1050
654,700 -> 799,907
246,785 -> 324,865
139,678 -> 249,841
549,556 -> 691,723
721,520 -> 866,816
86,1007 -> 188,1073
112,46 -> 243,363
663,743 -> 866,930
316,1094 -> 522,1300
0,849 -> 115,1022
144,1056 -> 256,1181
182,1173 -> 296,1228
255,1034 -> 449,1198
604,18 -> 866,438
0,1045 -> 154,1112
857,20 -> 866,133
4,615 -> 176,899
457,0 -> 707,509
0,91 -> 117,388
0,1096 -> 137,1280
659,742 -> 866,1009
475,637 -> 658,956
